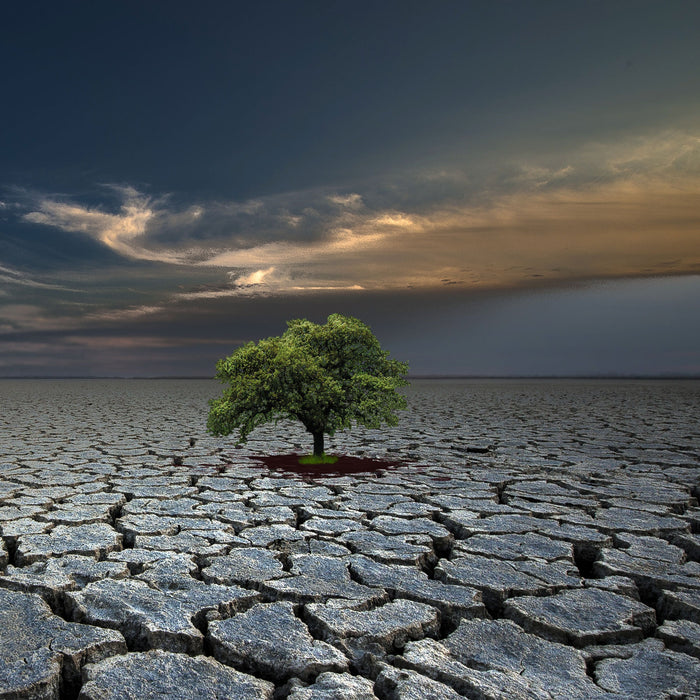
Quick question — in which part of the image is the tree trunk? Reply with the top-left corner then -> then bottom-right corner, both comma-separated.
312,431 -> 324,457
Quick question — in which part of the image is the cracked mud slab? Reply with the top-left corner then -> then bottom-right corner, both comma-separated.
68,576 -> 258,654
397,618 -> 609,699
78,650 -> 274,699
0,588 -> 126,699
594,641 -> 700,698
208,601 -> 349,682
286,672 -> 378,699
1,378 -> 699,697
503,587 -> 657,646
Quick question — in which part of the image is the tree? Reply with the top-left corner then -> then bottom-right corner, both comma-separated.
207,314 -> 409,458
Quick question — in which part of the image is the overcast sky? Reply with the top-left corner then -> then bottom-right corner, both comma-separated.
1,1 -> 699,377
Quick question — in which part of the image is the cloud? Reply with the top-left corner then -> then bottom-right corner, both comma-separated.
512,164 -> 575,187
602,131 -> 700,177
11,128 -> 700,300
289,284 -> 365,291
414,175 -> 700,287
172,288 -> 244,301
0,340 -> 54,354
232,266 -> 276,286
189,131 -> 700,292
0,303 -> 78,333
328,193 -> 364,208
0,263 -> 78,291
85,304 -> 165,322
21,186 -> 188,264
371,213 -> 416,227
194,225 -> 395,295
169,266 -> 282,301
62,335 -> 232,350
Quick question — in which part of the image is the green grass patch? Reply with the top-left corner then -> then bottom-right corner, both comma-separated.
298,453 -> 339,465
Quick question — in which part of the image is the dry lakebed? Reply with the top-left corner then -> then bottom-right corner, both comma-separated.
1,378 -> 699,699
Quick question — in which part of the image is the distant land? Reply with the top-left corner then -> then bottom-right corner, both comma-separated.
2,375 -> 699,381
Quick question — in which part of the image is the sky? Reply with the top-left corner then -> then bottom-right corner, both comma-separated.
1,0 -> 699,377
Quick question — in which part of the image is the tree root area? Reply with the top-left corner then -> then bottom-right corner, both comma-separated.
250,453 -> 406,476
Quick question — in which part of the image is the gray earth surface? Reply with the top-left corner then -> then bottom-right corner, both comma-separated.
1,378 -> 699,699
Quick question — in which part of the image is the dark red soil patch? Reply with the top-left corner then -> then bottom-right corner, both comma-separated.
249,453 -> 407,477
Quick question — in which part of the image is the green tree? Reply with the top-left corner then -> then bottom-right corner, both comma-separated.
207,314 -> 409,458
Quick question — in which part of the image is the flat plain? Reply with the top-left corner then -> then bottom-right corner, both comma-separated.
1,378 -> 699,699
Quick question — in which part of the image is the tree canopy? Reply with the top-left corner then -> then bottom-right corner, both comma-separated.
207,314 -> 409,457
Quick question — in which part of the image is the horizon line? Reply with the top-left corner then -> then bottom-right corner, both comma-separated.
1,374 -> 698,380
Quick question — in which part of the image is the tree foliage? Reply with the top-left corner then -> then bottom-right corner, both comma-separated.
207,314 -> 409,456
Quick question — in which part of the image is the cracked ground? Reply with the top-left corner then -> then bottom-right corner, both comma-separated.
1,378 -> 699,699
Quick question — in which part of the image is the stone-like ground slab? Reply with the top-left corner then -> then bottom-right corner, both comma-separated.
503,587 -> 657,646
78,650 -> 274,699
0,588 -> 126,699
208,601 -> 348,682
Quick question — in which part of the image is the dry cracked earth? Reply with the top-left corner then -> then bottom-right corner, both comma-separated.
0,378 -> 699,699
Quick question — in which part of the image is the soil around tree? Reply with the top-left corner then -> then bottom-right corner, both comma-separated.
249,453 -> 408,476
